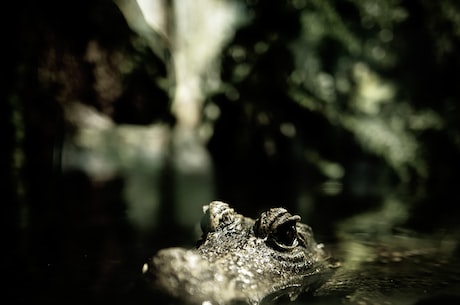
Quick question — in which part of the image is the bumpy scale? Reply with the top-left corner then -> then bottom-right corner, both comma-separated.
144,201 -> 336,305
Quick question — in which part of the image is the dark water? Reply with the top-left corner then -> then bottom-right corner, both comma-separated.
4,169 -> 460,305
311,234 -> 460,305
6,206 -> 460,305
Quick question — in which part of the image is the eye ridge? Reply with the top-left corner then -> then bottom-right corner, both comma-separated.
254,208 -> 302,251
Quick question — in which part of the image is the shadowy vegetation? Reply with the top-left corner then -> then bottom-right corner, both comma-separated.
2,0 -> 460,304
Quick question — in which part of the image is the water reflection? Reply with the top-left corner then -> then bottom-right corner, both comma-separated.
62,103 -> 217,235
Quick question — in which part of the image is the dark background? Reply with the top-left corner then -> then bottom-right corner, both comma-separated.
2,0 -> 460,304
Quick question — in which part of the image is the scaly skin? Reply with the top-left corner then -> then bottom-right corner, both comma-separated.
144,201 -> 336,305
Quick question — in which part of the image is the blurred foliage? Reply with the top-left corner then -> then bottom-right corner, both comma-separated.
2,0 -> 460,303
208,0 -> 460,234
1,0 -> 459,240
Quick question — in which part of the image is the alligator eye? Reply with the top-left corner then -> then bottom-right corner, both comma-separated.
254,208 -> 301,251
273,220 -> 299,249
200,201 -> 234,234
198,201 -> 234,247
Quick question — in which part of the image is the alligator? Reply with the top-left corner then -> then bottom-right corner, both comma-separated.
142,201 -> 460,305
